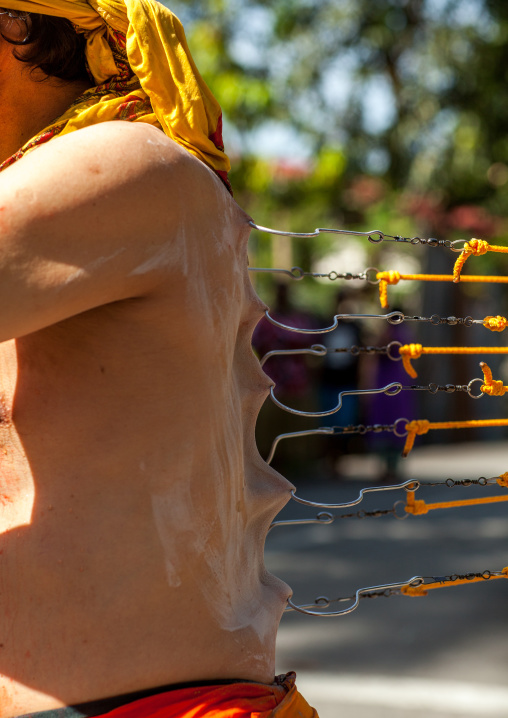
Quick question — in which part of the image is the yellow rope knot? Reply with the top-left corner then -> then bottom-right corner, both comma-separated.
404,499 -> 428,516
377,270 -> 401,309
497,472 -> 508,489
399,343 -> 423,379
480,362 -> 508,396
402,419 -> 431,457
453,238 -> 489,283
483,315 -> 508,332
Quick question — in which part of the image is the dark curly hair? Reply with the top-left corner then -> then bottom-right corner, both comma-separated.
0,9 -> 90,82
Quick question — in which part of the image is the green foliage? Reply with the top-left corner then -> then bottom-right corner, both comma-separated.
166,0 -> 508,313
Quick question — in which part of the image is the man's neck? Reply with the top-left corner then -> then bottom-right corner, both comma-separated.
0,74 -> 91,165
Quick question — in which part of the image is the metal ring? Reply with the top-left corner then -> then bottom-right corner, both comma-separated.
404,481 -> 420,492
328,271 -> 339,281
368,233 -> 384,244
364,267 -> 381,285
393,500 -> 409,520
385,383 -> 403,397
467,377 -> 485,399
387,311 -> 404,325
393,417 -> 409,437
290,266 -> 305,280
386,341 -> 403,362
430,314 -> 442,325
309,344 -> 328,356
449,239 -> 468,253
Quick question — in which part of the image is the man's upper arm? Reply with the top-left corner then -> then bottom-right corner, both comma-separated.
0,122 -> 206,342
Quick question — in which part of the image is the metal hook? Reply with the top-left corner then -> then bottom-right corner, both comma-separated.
264,309 -> 405,334
269,382 -> 403,417
286,576 -> 424,617
248,221 -> 387,241
260,342 -> 399,367
260,344 -> 328,367
266,427 -> 334,465
266,418 -> 409,464
290,480 -> 419,510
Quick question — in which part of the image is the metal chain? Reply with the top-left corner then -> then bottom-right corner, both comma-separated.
264,309 -> 483,335
270,376 -> 485,419
248,221 -> 466,252
285,568 -> 506,616
270,476 -> 502,529
260,341 -> 400,367
248,266 -> 379,283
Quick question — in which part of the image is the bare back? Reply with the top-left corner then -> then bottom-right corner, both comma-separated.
0,122 -> 292,717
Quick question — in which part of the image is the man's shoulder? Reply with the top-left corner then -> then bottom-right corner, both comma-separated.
14,121 -> 214,198
1,121 -> 242,241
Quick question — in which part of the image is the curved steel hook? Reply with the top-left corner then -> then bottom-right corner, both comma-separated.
286,576 -> 424,617
266,427 -> 334,465
260,344 -> 327,368
264,309 -> 404,334
248,220 -> 386,241
290,480 -> 419,509
269,382 -> 403,418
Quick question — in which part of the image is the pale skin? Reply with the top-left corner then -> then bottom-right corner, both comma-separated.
0,28 -> 293,718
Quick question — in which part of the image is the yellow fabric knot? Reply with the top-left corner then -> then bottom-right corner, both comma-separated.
480,361 -> 508,396
497,472 -> 508,489
402,419 -> 430,457
399,343 -> 423,378
453,238 -> 488,282
467,238 -> 490,255
377,270 -> 401,308
404,499 -> 428,516
483,315 -> 508,332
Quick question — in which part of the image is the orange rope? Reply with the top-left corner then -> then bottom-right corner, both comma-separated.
402,418 -> 508,456
376,269 -> 508,308
401,567 -> 508,597
398,345 -> 508,378
405,494 -> 508,516
453,239 -> 508,282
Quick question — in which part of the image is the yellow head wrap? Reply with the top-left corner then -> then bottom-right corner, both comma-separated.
0,0 -> 231,190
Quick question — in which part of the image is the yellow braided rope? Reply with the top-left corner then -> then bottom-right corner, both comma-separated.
405,494 -> 508,515
453,239 -> 508,282
398,345 -> 508,378
401,567 -> 508,597
404,471 -> 508,516
402,418 -> 508,457
376,270 -> 508,308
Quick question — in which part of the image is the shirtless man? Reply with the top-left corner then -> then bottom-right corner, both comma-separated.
0,2 -> 317,716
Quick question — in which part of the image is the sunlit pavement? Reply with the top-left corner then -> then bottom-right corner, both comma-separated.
265,441 -> 508,718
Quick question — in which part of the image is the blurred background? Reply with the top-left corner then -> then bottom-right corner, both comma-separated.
165,1 -> 508,715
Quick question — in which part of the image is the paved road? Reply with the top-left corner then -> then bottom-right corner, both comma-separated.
265,442 -> 508,717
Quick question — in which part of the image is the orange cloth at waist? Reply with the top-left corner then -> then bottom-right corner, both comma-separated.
96,673 -> 318,718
